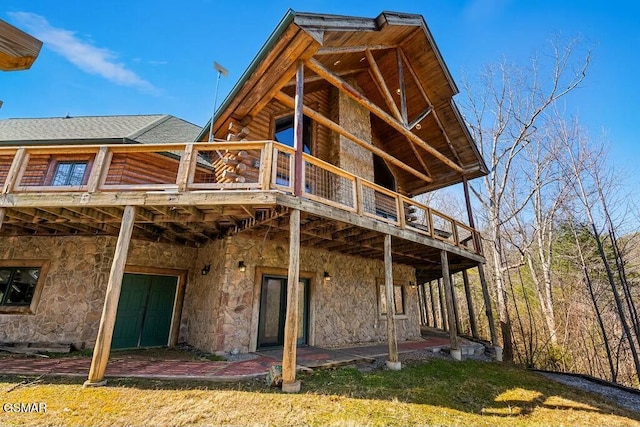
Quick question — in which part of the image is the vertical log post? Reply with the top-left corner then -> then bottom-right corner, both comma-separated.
450,274 -> 462,333
384,234 -> 400,370
293,61 -> 304,197
84,205 -> 136,386
462,270 -> 479,339
429,281 -> 437,328
441,250 -> 461,360
437,278 -> 448,332
463,176 -> 499,349
281,208 -> 301,392
420,283 -> 430,326
0,207 -> 5,230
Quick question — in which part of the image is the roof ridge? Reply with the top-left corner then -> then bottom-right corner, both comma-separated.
1,114 -> 166,121
126,114 -> 172,140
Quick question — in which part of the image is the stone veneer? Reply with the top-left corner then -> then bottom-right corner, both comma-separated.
330,84 -> 375,182
0,236 -> 196,348
195,234 -> 421,354
0,233 -> 420,354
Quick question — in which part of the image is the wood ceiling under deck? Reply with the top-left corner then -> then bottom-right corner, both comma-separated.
0,202 -> 479,281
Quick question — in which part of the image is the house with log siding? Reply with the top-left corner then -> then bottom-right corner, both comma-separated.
0,10 -> 491,390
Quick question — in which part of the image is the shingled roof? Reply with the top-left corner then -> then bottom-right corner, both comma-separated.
0,114 -> 201,145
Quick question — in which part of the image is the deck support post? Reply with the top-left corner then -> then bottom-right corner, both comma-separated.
463,176 -> 498,347
0,208 -> 5,230
282,208 -> 301,392
84,205 -> 136,387
441,250 -> 461,360
429,281 -> 437,328
450,274 -> 462,333
462,270 -> 479,339
437,278 -> 448,332
384,234 -> 401,370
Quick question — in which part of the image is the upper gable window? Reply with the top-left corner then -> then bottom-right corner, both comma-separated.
274,115 -> 312,154
52,161 -> 87,186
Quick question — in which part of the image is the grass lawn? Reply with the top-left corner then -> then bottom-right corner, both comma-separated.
0,359 -> 638,426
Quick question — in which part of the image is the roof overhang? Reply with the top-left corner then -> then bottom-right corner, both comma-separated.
0,19 -> 42,71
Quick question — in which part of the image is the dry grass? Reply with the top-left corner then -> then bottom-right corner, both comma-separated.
0,359 -> 638,426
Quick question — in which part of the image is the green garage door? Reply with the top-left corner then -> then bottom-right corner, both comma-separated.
111,274 -> 178,349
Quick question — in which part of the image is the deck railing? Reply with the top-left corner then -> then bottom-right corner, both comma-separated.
0,141 -> 481,254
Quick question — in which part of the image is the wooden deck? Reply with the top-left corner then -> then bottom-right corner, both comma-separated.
0,140 -> 482,277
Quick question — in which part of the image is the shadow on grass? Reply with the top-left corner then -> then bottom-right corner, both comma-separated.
1,359 -> 638,423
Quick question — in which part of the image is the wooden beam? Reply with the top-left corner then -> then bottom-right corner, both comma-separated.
366,50 -> 402,122
397,49 -> 462,165
84,205 -> 136,386
462,270 -> 479,339
274,92 -> 433,183
397,49 -> 408,126
306,58 -> 464,174
281,208 -> 301,392
384,234 -> 400,369
441,250 -> 460,356
316,45 -> 394,55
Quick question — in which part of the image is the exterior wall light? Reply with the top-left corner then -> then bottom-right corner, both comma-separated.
238,261 -> 246,272
323,271 -> 331,282
201,264 -> 211,276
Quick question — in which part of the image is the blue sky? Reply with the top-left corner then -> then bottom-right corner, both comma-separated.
3,1 -> 639,205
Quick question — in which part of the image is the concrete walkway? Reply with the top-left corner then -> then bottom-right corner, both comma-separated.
0,335 -> 469,382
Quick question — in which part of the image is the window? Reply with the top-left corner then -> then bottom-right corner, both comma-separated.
378,282 -> 406,317
274,115 -> 312,154
0,267 -> 40,306
0,261 -> 48,314
52,162 -> 87,186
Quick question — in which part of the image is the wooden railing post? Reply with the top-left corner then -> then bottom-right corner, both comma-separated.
84,205 -> 136,387
2,148 -> 26,194
87,146 -> 110,193
355,177 -> 364,215
176,143 -> 195,192
259,142 -> 274,190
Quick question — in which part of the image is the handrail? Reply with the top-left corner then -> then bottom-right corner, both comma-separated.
0,140 -> 482,255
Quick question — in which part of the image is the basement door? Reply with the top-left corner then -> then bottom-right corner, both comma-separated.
111,273 -> 178,349
257,275 -> 309,349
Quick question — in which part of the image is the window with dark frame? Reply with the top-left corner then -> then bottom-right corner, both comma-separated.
378,283 -> 406,316
274,115 -> 312,154
0,267 -> 40,306
51,161 -> 87,186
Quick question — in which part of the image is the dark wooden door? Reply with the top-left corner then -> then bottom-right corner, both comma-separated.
112,274 -> 177,349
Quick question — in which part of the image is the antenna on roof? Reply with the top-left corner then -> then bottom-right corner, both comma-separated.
207,61 -> 229,142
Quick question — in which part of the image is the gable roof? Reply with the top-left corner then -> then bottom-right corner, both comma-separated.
199,10 -> 488,196
0,114 -> 201,145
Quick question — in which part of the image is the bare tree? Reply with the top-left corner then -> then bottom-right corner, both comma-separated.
558,117 -> 640,383
462,37 -> 590,360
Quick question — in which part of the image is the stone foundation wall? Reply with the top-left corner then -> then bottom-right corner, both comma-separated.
0,233 -> 421,355
0,236 -> 197,348
217,234 -> 421,353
